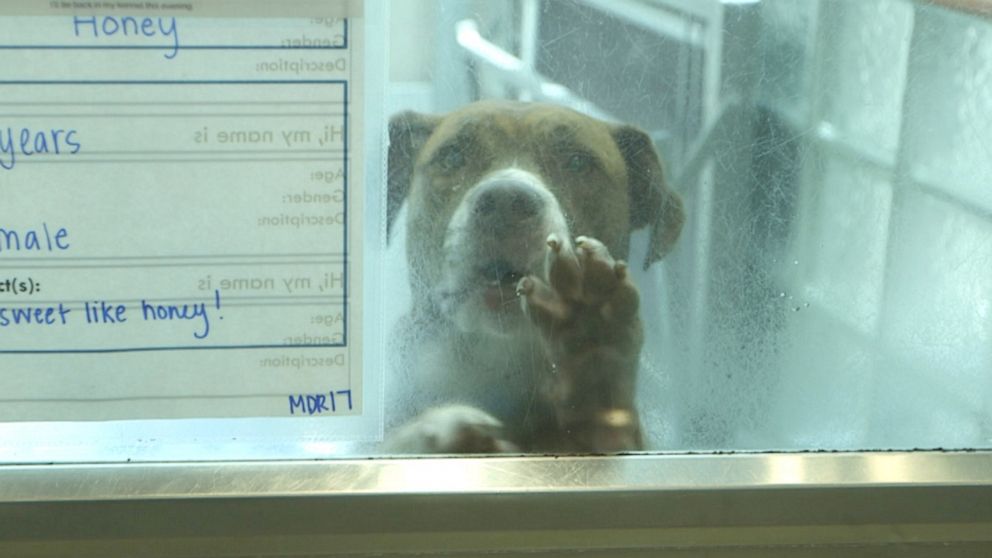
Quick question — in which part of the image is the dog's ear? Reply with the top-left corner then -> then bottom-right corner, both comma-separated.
388,111 -> 439,241
612,125 -> 685,269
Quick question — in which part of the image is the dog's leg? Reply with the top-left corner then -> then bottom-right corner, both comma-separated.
517,235 -> 645,452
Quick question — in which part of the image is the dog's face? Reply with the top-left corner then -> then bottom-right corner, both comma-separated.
389,101 -> 683,335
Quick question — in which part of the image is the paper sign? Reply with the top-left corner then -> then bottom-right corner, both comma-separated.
0,1 -> 365,422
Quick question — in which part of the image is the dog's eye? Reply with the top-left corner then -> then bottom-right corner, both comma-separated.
436,146 -> 466,173
565,152 -> 593,173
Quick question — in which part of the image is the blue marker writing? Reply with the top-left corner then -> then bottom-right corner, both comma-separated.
73,15 -> 180,59
0,303 -> 71,327
0,223 -> 70,254
0,127 -> 80,171
140,290 -> 221,339
289,389 -> 353,415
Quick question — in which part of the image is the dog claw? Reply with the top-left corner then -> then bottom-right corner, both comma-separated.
576,236 -> 613,264
527,234 -> 641,329
515,276 -> 534,296
614,260 -> 628,279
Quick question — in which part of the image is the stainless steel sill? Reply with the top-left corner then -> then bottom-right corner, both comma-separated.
2,451 -> 992,556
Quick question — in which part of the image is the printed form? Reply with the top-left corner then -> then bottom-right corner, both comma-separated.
0,1 -> 366,424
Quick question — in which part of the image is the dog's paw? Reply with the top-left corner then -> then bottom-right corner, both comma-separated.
383,405 -> 519,454
516,234 -> 644,451
517,234 -> 641,342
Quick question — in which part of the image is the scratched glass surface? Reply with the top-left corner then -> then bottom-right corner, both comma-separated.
378,0 -> 992,455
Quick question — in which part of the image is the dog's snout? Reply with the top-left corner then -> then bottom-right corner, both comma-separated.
473,180 -> 544,220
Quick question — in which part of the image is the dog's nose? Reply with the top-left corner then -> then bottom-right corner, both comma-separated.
473,180 -> 544,219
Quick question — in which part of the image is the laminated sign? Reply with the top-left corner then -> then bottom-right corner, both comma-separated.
0,0 -> 368,428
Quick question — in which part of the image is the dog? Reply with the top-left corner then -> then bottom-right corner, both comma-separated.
384,100 -> 683,453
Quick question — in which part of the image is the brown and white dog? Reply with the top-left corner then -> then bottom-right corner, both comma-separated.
385,100 -> 683,453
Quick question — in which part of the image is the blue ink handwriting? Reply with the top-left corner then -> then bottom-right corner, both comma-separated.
140,290 -> 222,339
85,300 -> 126,324
0,128 -> 81,171
0,224 -> 70,253
289,389 -> 353,415
0,291 -> 223,340
72,15 -> 180,59
0,303 -> 71,327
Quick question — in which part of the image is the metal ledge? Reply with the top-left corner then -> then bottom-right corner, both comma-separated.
2,451 -> 991,555
3,451 -> 992,502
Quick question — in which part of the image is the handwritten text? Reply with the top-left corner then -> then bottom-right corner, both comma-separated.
0,290 -> 223,340
72,15 -> 180,59
0,224 -> 70,254
0,127 -> 81,171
